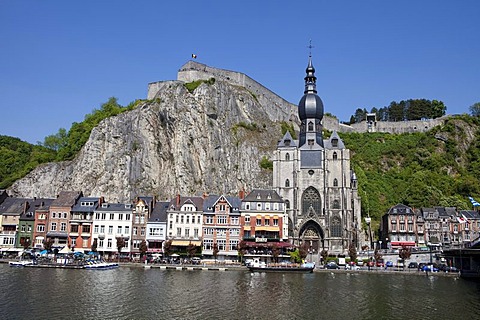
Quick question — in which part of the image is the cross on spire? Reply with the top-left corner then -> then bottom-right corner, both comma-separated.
307,39 -> 314,57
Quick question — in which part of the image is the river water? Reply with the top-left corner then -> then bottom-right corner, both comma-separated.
1,264 -> 479,320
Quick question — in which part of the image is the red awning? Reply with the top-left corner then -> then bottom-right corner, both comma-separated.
243,241 -> 294,248
391,241 -> 416,247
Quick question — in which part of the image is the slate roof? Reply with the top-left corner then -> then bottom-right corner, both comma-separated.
323,131 -> 345,149
277,131 -> 298,148
386,203 -> 414,215
149,201 -> 169,223
0,197 -> 28,216
168,196 -> 204,211
50,191 -> 82,208
202,195 -> 242,212
71,197 -> 101,213
21,198 -> 55,220
97,203 -> 133,212
242,189 -> 283,203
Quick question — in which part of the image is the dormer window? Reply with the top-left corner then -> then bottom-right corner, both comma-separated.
102,203 -> 108,208
332,138 -> 338,147
256,194 -> 261,200
285,139 -> 291,146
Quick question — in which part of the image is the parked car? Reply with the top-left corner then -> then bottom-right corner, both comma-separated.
408,262 -> 418,269
376,259 -> 385,267
386,261 -> 394,268
418,263 -> 427,271
421,263 -> 439,272
325,261 -> 340,269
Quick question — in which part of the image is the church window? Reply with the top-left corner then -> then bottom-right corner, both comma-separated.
285,139 -> 291,147
301,187 -> 321,216
285,153 -> 290,161
285,179 -> 290,188
333,178 -> 338,187
332,138 -> 338,147
331,216 -> 342,237
308,121 -> 314,131
333,152 -> 338,160
285,200 -> 290,209
332,199 -> 340,209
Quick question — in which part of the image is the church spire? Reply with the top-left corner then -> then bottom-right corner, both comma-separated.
304,56 -> 317,94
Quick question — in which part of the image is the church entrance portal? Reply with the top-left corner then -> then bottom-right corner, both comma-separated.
299,220 -> 324,264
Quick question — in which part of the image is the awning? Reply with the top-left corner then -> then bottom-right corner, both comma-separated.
171,240 -> 202,246
391,241 -> 416,247
243,226 -> 251,231
243,241 -> 294,248
255,226 -> 280,231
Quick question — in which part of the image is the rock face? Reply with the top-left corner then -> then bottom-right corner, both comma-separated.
9,66 -> 300,202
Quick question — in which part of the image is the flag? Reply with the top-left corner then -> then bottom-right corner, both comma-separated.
462,214 -> 471,224
468,196 -> 480,206
457,216 -> 466,224
191,53 -> 197,59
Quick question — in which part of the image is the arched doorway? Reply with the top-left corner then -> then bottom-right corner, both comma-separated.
299,220 -> 324,263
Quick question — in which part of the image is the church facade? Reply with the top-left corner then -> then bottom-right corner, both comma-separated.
273,56 -> 363,258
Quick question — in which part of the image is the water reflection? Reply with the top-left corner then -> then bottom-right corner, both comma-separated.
1,265 -> 479,320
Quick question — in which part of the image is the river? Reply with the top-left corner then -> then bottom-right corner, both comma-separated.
1,264 -> 479,319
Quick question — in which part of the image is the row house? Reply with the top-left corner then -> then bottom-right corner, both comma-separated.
92,202 -> 133,256
131,197 -> 154,258
167,195 -> 203,252
69,196 -> 102,251
18,198 -> 53,249
146,201 -> 168,255
240,189 -> 289,260
33,199 -> 53,249
380,204 -> 419,249
380,204 -> 480,250
47,191 -> 83,249
202,195 -> 242,260
0,197 -> 29,252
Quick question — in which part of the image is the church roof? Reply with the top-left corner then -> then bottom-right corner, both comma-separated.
298,56 -> 324,121
277,131 -> 297,147
324,131 -> 345,149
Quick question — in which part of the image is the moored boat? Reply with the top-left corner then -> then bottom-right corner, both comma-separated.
248,260 -> 315,273
9,260 -> 35,267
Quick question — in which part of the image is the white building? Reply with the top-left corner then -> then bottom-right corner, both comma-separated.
92,202 -> 133,257
166,195 -> 203,252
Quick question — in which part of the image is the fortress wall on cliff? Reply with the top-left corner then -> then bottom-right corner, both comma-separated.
148,61 -> 299,123
147,61 -> 448,135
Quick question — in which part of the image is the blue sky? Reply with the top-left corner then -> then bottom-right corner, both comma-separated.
1,1 -> 479,144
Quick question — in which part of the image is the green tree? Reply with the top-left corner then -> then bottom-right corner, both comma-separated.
469,102 -> 480,117
187,242 -> 197,260
163,240 -> 173,259
398,246 -> 411,270
320,249 -> 329,265
91,238 -> 98,252
212,242 -> 219,263
348,242 -> 357,263
431,100 -> 447,118
139,240 -> 148,260
41,128 -> 67,151
271,244 -> 280,263
238,240 -> 248,263
43,238 -> 54,252
116,237 -> 126,261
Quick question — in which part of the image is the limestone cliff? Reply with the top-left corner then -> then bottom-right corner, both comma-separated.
9,71 -> 300,202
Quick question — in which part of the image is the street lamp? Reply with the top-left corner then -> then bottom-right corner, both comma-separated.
365,216 -> 372,270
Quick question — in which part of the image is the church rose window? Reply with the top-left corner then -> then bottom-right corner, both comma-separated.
302,187 -> 321,216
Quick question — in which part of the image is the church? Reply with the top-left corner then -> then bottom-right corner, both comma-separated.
273,56 -> 363,258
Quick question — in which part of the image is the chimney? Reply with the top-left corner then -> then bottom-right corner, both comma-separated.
239,188 -> 245,200
176,194 -> 181,206
202,192 -> 209,199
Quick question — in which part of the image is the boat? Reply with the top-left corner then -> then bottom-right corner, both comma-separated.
247,260 -> 315,273
83,259 -> 119,269
9,260 -> 35,267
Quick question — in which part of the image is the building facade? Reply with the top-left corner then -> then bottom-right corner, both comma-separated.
273,56 -> 362,258
202,195 -> 241,260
